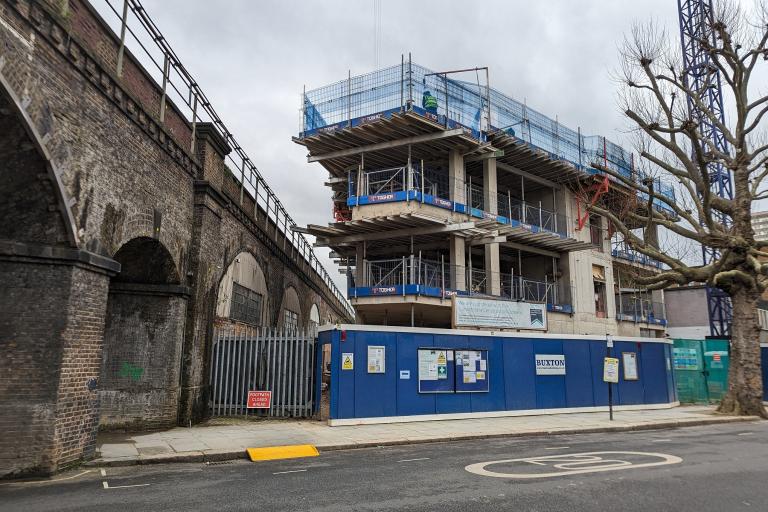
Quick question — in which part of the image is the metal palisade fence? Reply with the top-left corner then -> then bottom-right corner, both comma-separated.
210,326 -> 316,417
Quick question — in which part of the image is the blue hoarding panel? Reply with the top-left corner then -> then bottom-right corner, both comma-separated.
641,342 -> 668,404
433,335 -> 470,414
762,347 -> 768,401
466,337 -> 504,412
589,341 -> 611,406
563,341 -> 595,407
533,340 -> 567,409
503,339 -> 537,410
336,330 -> 356,419
353,332 -> 398,418
616,341 -> 644,405
325,327 -> 676,420
396,334 -> 436,416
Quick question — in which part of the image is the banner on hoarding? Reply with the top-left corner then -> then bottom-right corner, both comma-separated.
452,296 -> 547,330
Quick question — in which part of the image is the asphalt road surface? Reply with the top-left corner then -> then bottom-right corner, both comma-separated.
3,421 -> 767,512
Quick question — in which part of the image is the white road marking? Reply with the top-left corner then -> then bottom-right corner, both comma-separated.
465,451 -> 682,479
102,481 -> 151,489
397,457 -> 431,463
272,469 -> 308,475
544,446 -> 570,450
652,439 -> 671,442
737,432 -> 754,436
0,470 -> 93,486
100,469 -> 107,477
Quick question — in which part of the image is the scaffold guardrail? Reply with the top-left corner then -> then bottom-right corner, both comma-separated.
301,60 -> 676,215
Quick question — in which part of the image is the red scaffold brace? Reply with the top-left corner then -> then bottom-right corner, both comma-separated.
575,176 -> 609,231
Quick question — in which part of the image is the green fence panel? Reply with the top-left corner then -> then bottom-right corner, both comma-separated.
673,339 -> 729,404
673,340 -> 708,403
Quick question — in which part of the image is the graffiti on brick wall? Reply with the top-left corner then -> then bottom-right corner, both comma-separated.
119,362 -> 144,381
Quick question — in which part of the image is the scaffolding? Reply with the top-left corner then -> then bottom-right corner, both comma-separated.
300,58 -> 676,214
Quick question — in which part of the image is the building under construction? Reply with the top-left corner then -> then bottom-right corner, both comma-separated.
295,59 -> 674,337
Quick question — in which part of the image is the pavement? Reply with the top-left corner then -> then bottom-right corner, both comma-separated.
3,420 -> 768,511
92,405 -> 756,466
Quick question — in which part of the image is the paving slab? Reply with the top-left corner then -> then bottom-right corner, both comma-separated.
88,405 -> 759,467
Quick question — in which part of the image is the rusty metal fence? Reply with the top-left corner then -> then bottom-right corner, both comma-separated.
209,326 -> 316,417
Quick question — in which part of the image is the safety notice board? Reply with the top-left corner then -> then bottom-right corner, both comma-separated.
417,348 -> 454,393
455,349 -> 489,392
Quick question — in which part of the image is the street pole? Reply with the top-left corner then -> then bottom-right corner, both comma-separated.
607,334 -> 614,421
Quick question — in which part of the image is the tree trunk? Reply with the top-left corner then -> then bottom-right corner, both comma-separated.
717,288 -> 767,417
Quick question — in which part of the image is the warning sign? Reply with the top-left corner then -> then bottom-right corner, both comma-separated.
342,353 -> 354,370
247,390 -> 272,409
437,351 -> 447,365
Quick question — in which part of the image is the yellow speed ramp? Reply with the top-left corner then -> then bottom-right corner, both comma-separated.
247,444 -> 319,462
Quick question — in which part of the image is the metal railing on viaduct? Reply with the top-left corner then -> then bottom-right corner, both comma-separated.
95,0 -> 353,318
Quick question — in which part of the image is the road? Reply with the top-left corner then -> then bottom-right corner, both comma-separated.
2,421 -> 767,511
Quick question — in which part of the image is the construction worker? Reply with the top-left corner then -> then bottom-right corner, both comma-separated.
422,90 -> 438,114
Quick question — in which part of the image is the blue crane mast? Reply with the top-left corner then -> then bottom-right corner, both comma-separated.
677,0 -> 734,337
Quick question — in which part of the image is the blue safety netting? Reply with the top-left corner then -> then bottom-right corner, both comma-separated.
301,62 -> 675,209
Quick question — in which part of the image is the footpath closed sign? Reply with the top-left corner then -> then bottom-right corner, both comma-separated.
247,390 -> 272,409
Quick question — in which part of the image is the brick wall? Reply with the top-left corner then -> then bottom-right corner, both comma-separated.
0,259 -> 110,477
0,0 -> 350,477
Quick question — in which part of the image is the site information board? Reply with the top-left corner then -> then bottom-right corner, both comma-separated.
455,350 -> 489,392
453,296 -> 547,330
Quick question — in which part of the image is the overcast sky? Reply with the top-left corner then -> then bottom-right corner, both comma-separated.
96,0 -> 695,293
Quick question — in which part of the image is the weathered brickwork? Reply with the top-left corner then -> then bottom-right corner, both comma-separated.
0,258 -> 112,477
0,0 -> 350,478
100,288 -> 187,430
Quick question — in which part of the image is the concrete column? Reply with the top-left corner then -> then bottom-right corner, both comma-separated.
355,244 -> 365,287
483,158 -> 500,295
448,149 -> 465,205
450,235 -> 466,291
483,158 -> 497,214
485,244 -> 501,296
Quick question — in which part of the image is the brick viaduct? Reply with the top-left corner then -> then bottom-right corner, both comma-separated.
0,0 -> 352,477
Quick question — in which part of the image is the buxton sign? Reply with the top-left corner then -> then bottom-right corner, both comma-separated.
535,354 -> 566,375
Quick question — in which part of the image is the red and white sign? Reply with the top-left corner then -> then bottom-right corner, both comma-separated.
247,390 -> 272,409
713,353 -> 721,362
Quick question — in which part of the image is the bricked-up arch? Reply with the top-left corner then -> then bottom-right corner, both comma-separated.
100,237 -> 189,430
279,286 -> 303,331
0,73 -> 78,247
216,252 -> 270,327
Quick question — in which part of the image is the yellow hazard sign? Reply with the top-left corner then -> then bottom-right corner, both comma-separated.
437,351 -> 447,365
342,353 -> 354,370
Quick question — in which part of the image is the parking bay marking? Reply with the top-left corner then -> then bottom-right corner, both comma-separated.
465,451 -> 682,479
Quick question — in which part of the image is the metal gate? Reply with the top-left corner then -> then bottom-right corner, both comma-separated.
672,339 -> 729,404
209,326 -> 316,417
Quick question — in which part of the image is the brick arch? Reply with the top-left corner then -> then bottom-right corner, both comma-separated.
278,285 -> 303,329
0,72 -> 78,247
112,236 -> 180,285
215,250 -> 270,326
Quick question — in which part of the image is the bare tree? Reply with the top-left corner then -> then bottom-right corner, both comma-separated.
589,1 -> 768,416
